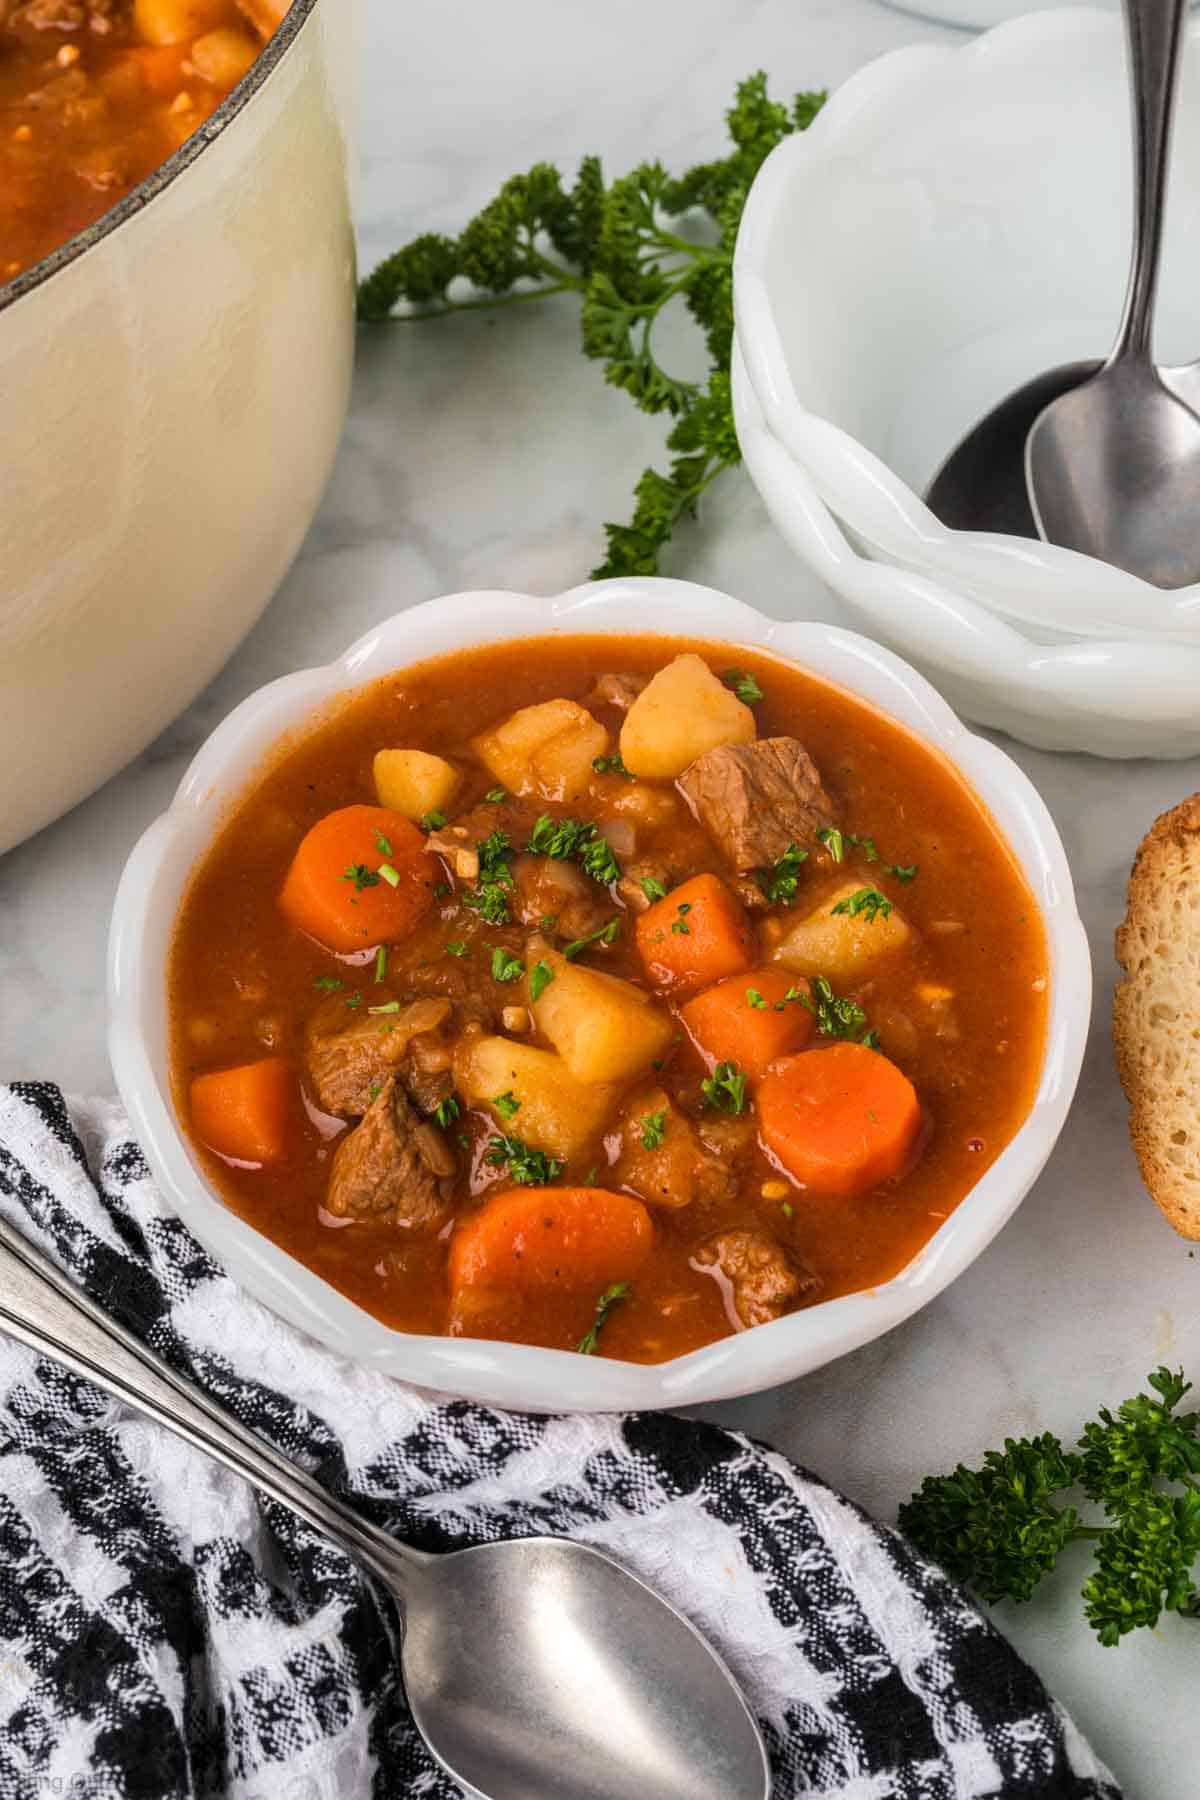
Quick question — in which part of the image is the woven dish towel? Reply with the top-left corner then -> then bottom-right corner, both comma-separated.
0,1083 -> 1119,1800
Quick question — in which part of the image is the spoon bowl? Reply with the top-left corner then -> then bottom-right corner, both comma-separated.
1026,360 -> 1200,587
401,1536 -> 770,1800
0,1212 -> 770,1800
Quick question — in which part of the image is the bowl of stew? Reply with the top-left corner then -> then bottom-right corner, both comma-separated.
1,0 -> 355,852
108,578 -> 1090,1409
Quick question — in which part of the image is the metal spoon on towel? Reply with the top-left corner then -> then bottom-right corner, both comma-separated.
0,1214 -> 769,1800
928,0 -> 1200,587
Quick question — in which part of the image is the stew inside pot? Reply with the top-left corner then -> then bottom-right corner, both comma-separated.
1,0 -> 288,282
169,635 -> 1049,1362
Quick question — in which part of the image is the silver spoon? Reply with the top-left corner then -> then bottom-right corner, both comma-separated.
928,0 -> 1200,586
0,1214 -> 769,1800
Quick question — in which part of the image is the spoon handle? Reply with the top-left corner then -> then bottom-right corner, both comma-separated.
0,1212 -> 418,1593
1115,0 -> 1189,362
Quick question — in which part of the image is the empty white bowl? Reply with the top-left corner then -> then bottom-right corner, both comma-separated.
108,579 -> 1089,1410
733,8 -> 1200,751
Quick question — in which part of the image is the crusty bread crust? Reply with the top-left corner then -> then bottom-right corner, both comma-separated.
1114,794 -> 1200,1239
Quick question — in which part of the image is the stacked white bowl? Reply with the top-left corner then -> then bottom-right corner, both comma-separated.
733,7 -> 1200,757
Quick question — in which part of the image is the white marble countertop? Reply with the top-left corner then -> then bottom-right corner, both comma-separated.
2,0 -> 1198,1790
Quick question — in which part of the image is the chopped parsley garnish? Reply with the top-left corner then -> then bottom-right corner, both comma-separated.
368,1000 -> 401,1015
701,1060 -> 748,1115
577,1281 -> 632,1355
592,751 -> 634,779
640,875 -> 668,902
344,993 -> 362,1011
491,946 -> 525,983
376,831 -> 394,856
529,959 -> 555,1002
745,988 -> 767,1010
831,886 -> 892,923
484,786 -> 507,803
420,809 -> 447,832
493,1090 -> 521,1122
374,946 -> 388,984
367,1082 -> 382,1104
343,862 -> 380,892
817,826 -> 844,862
853,833 -> 917,880
527,813 -> 621,885
563,917 -> 622,960
377,863 -> 401,889
773,984 -> 805,1012
755,842 -> 808,907
446,940 -> 470,958
462,828 -> 514,925
485,1134 -> 563,1186
640,1110 -> 667,1150
670,901 -> 692,936
433,1094 -> 461,1129
722,668 -> 763,706
313,976 -> 344,993
801,975 -> 877,1045
781,1200 -> 794,1219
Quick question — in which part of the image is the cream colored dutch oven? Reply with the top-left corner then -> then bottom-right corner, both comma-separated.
0,0 -> 356,854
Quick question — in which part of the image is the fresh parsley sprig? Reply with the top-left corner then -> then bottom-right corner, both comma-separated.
901,1368 -> 1200,1646
358,75 -> 827,574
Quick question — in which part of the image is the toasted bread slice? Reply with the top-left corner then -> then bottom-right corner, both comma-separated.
1114,794 -> 1200,1238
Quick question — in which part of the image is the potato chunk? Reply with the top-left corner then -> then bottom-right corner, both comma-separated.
771,880 -> 912,979
373,749 -> 462,823
473,699 -> 608,803
134,0 -> 232,45
619,653 -> 756,780
527,950 -> 674,1085
455,1036 -> 616,1160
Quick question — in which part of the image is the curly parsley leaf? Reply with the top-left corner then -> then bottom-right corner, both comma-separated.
701,1060 -> 748,1115
831,887 -> 892,924
801,975 -> 877,1045
722,668 -> 763,706
755,842 -> 808,908
462,829 -> 514,925
902,1367 -> 1200,1645
527,813 -> 621,885
485,1134 -> 563,1186
357,74 -> 826,574
640,1110 -> 667,1149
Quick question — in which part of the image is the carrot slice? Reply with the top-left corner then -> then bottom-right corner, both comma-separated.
124,45 -> 190,95
190,1056 -> 293,1165
757,1042 -> 922,1197
448,1187 -> 653,1298
680,968 -> 814,1083
634,873 -> 757,998
279,805 -> 434,953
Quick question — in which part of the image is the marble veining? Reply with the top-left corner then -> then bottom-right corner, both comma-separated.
1,2 -> 1196,1790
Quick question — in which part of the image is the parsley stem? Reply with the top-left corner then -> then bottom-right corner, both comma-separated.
382,279 -> 580,324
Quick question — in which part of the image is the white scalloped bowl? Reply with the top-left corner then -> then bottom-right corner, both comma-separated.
733,7 -> 1200,751
107,580 -> 1090,1410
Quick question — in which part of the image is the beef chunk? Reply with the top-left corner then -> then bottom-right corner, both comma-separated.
583,672 -> 648,713
511,853 -> 611,941
614,1089 -> 732,1210
306,997 -> 451,1116
692,1229 -> 820,1328
13,0 -> 126,28
677,737 -> 835,871
326,1078 -> 453,1228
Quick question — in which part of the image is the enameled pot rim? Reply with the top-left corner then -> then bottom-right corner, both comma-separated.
0,0 -> 320,319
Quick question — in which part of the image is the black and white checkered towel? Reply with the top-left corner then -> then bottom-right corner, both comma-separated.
0,1083 -> 1120,1800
